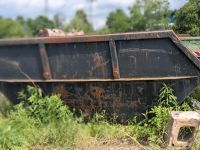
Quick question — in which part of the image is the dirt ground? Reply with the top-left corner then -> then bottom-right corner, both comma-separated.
75,139 -> 144,150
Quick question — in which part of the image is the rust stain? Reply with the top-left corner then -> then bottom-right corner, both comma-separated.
39,43 -> 52,80
113,67 -> 120,79
52,84 -> 145,121
43,66 -> 51,80
90,86 -> 105,99
92,52 -> 102,66
91,60 -> 110,71
112,98 -> 124,109
53,84 -> 69,99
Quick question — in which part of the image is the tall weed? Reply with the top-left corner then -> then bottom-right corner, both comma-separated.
130,83 -> 192,146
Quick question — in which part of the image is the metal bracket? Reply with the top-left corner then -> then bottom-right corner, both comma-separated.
109,40 -> 120,79
38,43 -> 52,80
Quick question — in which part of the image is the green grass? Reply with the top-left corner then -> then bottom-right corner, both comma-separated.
0,85 -> 199,150
0,109 -> 129,150
0,86 -> 131,150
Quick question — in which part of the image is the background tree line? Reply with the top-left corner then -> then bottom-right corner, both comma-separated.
0,0 -> 199,38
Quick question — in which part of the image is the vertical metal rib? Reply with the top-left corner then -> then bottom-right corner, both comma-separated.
38,43 -> 52,80
109,40 -> 120,79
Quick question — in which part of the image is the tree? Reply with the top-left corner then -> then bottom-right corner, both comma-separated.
65,10 -> 93,33
173,0 -> 200,36
0,18 -> 26,38
53,14 -> 65,28
106,9 -> 131,33
16,16 -> 32,37
27,16 -> 55,36
130,0 -> 170,31
95,27 -> 110,34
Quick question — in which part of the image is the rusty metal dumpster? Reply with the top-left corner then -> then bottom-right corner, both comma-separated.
0,30 -> 199,122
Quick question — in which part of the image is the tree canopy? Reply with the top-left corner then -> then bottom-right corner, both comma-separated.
106,9 -> 130,33
173,0 -> 200,36
105,0 -> 171,33
65,10 -> 93,33
129,0 -> 170,31
0,17 -> 26,38
0,0 -> 200,38
27,16 -> 56,36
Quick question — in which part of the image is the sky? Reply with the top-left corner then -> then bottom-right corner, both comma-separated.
0,0 -> 188,29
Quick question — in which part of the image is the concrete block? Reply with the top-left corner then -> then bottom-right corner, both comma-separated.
165,111 -> 200,149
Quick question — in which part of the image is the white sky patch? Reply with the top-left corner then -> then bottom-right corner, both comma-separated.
0,0 -> 187,29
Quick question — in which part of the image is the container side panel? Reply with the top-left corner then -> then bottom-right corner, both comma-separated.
46,42 -> 113,79
0,45 -> 43,80
0,78 -> 198,122
116,38 -> 200,78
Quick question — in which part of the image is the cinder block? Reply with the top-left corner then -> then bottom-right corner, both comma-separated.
165,111 -> 200,149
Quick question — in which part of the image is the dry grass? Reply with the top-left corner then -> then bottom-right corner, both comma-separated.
75,138 -> 143,150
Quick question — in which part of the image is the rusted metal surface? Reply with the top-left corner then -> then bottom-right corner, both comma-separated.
0,30 -> 199,81
109,40 -> 120,79
0,76 -> 198,83
0,78 -> 199,122
177,34 -> 192,38
38,43 -> 52,80
0,30 -> 200,121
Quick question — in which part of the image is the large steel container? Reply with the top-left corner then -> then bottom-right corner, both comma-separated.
0,30 -> 199,121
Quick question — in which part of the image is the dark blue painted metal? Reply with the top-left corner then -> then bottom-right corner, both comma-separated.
0,30 -> 199,121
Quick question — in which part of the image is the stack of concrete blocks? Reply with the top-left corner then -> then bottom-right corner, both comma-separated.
165,111 -> 200,149
38,28 -> 84,37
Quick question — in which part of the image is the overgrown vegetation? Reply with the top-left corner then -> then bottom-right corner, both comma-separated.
0,0 -> 180,37
0,84 -> 199,149
0,0 -> 199,37
173,0 -> 200,36
128,83 -> 194,148
0,86 -> 127,149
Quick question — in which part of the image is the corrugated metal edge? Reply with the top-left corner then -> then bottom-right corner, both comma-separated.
0,30 -> 175,45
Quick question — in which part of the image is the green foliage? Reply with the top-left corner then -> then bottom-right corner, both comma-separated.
65,9 -> 93,33
0,86 -> 79,149
173,0 -> 200,36
158,83 -> 179,109
104,0 -> 171,33
95,27 -> 110,34
0,86 -> 127,149
0,96 -> 12,118
106,9 -> 131,33
130,83 -> 192,146
17,86 -> 74,124
27,16 -> 56,36
0,17 -> 26,38
189,85 -> 200,102
0,84 -> 198,149
53,14 -> 65,28
129,0 -> 171,31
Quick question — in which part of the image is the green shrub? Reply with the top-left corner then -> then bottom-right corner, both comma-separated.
17,86 -> 74,124
189,85 -> 200,101
130,83 -> 192,146
0,86 -> 128,149
0,84 -> 198,149
0,92 -> 12,118
0,86 -> 80,149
